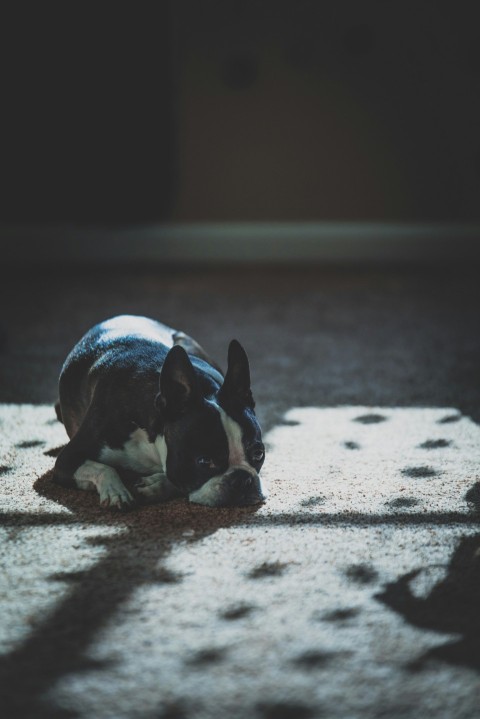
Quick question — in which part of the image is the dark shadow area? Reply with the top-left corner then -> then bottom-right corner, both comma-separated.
344,564 -> 379,585
292,649 -> 347,669
15,439 -> 45,449
220,603 -> 256,621
186,647 -> 227,667
248,561 -> 291,579
437,414 -> 462,424
257,701 -> 315,719
400,466 -> 438,479
386,497 -> 420,509
419,439 -> 451,449
376,532 -> 480,670
321,607 -> 361,622
156,701 -> 190,719
300,495 -> 326,508
344,441 -> 361,450
239,513 -> 479,528
353,413 -> 387,424
465,482 -> 480,512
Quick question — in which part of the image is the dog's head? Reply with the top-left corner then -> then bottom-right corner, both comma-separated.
155,340 -> 266,507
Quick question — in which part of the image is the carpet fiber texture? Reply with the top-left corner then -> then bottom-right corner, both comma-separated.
0,265 -> 479,718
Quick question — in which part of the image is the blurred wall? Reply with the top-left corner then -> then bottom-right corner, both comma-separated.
1,1 -> 480,225
173,0 -> 480,222
0,4 -> 175,224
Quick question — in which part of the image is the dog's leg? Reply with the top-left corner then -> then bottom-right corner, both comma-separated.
136,473 -> 181,503
74,460 -> 134,510
53,410 -> 134,510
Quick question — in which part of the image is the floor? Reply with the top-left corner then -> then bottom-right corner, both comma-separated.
0,263 -> 479,719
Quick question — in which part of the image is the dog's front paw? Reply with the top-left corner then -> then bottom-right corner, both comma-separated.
99,483 -> 135,510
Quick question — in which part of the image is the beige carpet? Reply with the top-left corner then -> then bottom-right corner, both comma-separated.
1,401 -> 479,719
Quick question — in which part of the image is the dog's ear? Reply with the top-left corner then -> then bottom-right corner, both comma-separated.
155,346 -> 198,419
219,339 -> 255,409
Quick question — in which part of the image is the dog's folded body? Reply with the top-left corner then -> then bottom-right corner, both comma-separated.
53,315 -> 266,509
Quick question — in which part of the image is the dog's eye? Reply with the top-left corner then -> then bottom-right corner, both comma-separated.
196,456 -> 216,469
251,447 -> 265,463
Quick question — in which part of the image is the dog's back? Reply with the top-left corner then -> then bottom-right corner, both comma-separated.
58,316 -> 175,437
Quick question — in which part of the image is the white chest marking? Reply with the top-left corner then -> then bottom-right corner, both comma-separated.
99,428 -> 167,475
218,407 -> 248,468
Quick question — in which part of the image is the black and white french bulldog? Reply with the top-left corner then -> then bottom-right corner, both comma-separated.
53,315 -> 266,509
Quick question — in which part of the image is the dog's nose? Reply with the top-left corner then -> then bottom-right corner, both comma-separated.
225,469 -> 255,489
222,468 -> 264,506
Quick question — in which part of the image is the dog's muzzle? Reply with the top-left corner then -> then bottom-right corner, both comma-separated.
222,467 -> 264,506
188,466 -> 267,507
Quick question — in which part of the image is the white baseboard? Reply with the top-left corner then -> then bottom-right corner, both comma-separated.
1,222 -> 479,263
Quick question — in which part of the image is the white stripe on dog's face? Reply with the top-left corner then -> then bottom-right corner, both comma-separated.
188,404 -> 266,507
218,406 -> 249,469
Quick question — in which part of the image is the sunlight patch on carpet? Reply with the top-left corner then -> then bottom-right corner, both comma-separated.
259,405 -> 479,517
1,404 -> 479,719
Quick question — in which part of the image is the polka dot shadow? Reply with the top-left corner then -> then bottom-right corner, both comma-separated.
186,647 -> 226,666
344,564 -> 378,585
465,482 -> 480,511
386,497 -> 420,509
321,607 -> 360,622
344,441 -> 360,450
419,439 -> 451,449
437,414 -> 461,424
220,603 -> 255,620
16,440 -> 45,449
257,701 -> 315,719
248,561 -> 289,579
401,466 -> 438,478
353,414 -> 387,425
292,650 -> 339,669
300,495 -> 326,508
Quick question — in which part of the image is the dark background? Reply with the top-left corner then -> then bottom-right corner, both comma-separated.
2,1 -> 480,226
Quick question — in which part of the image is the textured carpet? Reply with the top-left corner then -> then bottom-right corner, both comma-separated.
0,265 -> 479,718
